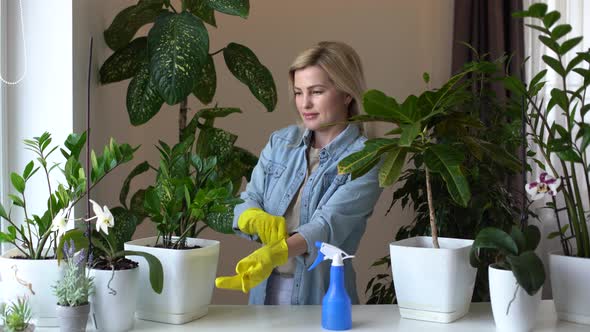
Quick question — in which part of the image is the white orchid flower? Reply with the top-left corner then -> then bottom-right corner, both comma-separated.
50,208 -> 70,236
89,199 -> 115,235
525,172 -> 561,200
50,202 -> 74,236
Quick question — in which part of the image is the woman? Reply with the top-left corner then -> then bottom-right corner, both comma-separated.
216,41 -> 382,305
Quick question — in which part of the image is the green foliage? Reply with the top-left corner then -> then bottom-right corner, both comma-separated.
99,0 -> 276,125
363,54 -> 523,304
470,225 -> 545,296
0,133 -> 136,259
0,297 -> 32,332
141,133 -> 243,249
100,0 -> 266,242
513,3 -> 590,258
52,243 -> 94,307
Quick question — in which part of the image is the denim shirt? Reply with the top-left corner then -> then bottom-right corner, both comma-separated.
233,124 -> 383,305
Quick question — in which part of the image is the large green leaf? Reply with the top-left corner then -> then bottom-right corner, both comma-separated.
204,210 -> 235,234
559,37 -> 583,55
149,12 -> 209,105
10,173 -> 25,194
186,0 -> 217,26
470,227 -> 519,267
122,250 -> 164,294
337,138 -> 396,177
378,148 -> 407,187
523,225 -> 541,251
192,54 -> 217,104
399,122 -> 421,147
130,189 -> 149,224
221,146 -> 258,194
0,202 -> 8,220
120,161 -> 151,208
362,90 -> 402,120
205,0 -> 249,18
197,107 -> 242,120
110,207 -> 138,251
439,165 -> 471,207
100,37 -> 148,84
542,11 -> 560,28
543,55 -> 565,76
423,144 -> 464,173
126,63 -> 164,126
104,1 -> 164,51
506,251 -> 545,296
196,126 -> 238,166
528,3 -> 548,18
510,226 -> 526,253
223,42 -> 277,112
551,24 -> 572,40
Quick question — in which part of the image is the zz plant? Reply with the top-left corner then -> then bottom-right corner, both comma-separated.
509,3 -> 590,258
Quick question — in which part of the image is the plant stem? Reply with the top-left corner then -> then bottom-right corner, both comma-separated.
20,195 -> 35,257
425,167 -> 439,249
179,99 -> 188,142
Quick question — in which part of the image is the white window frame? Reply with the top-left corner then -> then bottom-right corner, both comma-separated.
0,0 -> 8,255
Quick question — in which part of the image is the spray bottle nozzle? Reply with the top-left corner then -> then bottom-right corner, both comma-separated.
308,241 -> 355,271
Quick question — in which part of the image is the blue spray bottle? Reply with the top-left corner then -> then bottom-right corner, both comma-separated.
308,241 -> 355,331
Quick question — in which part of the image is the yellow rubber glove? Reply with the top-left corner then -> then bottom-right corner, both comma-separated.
216,239 -> 288,293
238,208 -> 287,245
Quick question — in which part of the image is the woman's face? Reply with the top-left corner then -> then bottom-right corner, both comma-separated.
293,65 -> 350,132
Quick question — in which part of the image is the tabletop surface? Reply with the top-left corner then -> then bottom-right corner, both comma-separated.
34,300 -> 589,331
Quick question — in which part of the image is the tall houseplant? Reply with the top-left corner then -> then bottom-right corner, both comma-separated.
100,1 -> 276,323
510,2 -> 590,325
99,0 -> 276,235
338,60 -> 520,322
364,54 -> 523,304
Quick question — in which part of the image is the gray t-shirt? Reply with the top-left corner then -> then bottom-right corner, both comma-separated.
275,146 -> 320,275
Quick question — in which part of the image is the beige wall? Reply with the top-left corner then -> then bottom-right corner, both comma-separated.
89,0 -> 455,304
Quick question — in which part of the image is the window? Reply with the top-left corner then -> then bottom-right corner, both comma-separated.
0,0 -> 7,254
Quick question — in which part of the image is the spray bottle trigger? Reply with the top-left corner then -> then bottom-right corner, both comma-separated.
308,242 -> 325,271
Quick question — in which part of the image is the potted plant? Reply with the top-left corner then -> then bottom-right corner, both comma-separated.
510,3 -> 590,324
338,60 -> 520,322
52,241 -> 94,332
63,199 -> 163,332
124,134 -> 242,324
470,225 -> 545,332
0,133 -> 135,326
100,0 -> 277,324
0,297 -> 34,332
364,52 -> 523,305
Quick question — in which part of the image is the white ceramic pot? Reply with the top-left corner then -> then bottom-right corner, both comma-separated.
0,248 -> 63,327
89,266 -> 138,332
124,236 -> 220,324
389,236 -> 477,323
489,265 -> 542,332
549,251 -> 590,325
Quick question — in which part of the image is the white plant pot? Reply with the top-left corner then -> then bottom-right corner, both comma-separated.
0,248 -> 63,327
549,251 -> 590,325
89,266 -> 138,332
124,236 -> 220,324
389,236 -> 477,323
489,265 -> 542,332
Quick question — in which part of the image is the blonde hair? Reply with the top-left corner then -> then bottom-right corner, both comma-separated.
288,41 -> 368,136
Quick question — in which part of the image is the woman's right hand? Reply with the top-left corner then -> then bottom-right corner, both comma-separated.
238,208 -> 287,245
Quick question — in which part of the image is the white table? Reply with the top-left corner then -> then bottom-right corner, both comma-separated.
35,300 -> 588,331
